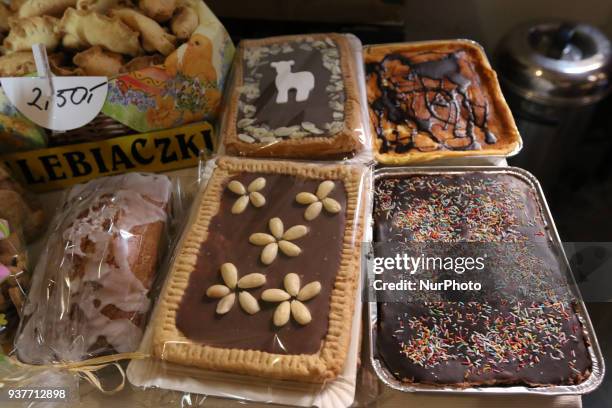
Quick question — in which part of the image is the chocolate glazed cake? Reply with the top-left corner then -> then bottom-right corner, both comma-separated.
373,172 -> 592,387
175,173 -> 347,354
151,157 -> 364,382
364,41 -> 521,164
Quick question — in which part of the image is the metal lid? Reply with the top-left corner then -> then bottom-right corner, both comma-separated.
496,21 -> 612,106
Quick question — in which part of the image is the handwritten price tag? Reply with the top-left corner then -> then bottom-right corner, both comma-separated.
0,76 -> 108,131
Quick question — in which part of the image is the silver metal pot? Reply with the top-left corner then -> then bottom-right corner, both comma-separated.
495,21 -> 612,192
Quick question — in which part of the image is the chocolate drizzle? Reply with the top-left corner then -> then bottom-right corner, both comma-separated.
366,50 -> 498,154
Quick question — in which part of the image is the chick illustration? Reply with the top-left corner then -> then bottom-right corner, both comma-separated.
165,33 -> 217,84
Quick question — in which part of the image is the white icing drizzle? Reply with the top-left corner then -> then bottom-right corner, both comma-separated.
16,173 -> 171,363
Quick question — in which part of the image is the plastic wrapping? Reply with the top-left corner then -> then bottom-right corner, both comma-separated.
14,172 -> 179,365
0,164 -> 46,243
363,40 -> 523,165
0,164 -> 44,352
0,221 -> 28,352
219,33 -> 372,161
127,155 -> 372,407
367,166 -> 604,394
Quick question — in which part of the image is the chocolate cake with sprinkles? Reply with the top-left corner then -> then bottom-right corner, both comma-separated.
373,172 -> 592,387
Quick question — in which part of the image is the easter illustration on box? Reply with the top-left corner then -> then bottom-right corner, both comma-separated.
102,0 -> 235,133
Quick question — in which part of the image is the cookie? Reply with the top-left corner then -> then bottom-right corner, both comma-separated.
222,33 -> 365,159
151,157 -> 366,382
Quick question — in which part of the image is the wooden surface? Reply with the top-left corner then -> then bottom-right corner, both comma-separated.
69,384 -> 583,407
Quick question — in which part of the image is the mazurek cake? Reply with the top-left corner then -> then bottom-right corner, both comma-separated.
222,33 -> 365,159
373,171 -> 592,387
364,40 -> 522,164
151,157 -> 366,382
16,173 -> 171,363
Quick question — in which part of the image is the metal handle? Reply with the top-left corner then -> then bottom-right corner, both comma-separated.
547,22 -> 577,59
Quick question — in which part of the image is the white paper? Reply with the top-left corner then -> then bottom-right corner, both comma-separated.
128,276 -> 361,408
0,76 -> 108,131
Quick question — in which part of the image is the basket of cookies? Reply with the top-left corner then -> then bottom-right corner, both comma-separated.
0,0 -> 234,150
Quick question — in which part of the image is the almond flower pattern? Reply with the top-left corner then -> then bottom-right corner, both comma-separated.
295,180 -> 341,221
206,263 -> 266,315
261,273 -> 321,326
227,177 -> 266,214
249,218 -> 308,265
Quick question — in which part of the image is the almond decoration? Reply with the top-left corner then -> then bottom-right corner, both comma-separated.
237,273 -> 266,289
249,218 -> 308,265
291,300 -> 312,325
273,301 -> 291,327
261,288 -> 291,302
227,177 -> 267,214
295,180 -> 342,221
205,263 -> 266,315
216,293 -> 236,315
238,291 -> 260,314
261,273 -> 321,327
221,262 -> 238,289
284,272 -> 300,296
206,285 -> 230,298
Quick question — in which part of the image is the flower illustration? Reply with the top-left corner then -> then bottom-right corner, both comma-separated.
261,273 -> 321,326
146,95 -> 180,128
227,177 -> 266,214
249,218 -> 308,265
206,263 -> 266,315
295,180 -> 341,221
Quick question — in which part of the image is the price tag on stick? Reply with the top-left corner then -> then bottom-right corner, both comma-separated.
31,43 -> 54,97
0,44 -> 108,131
